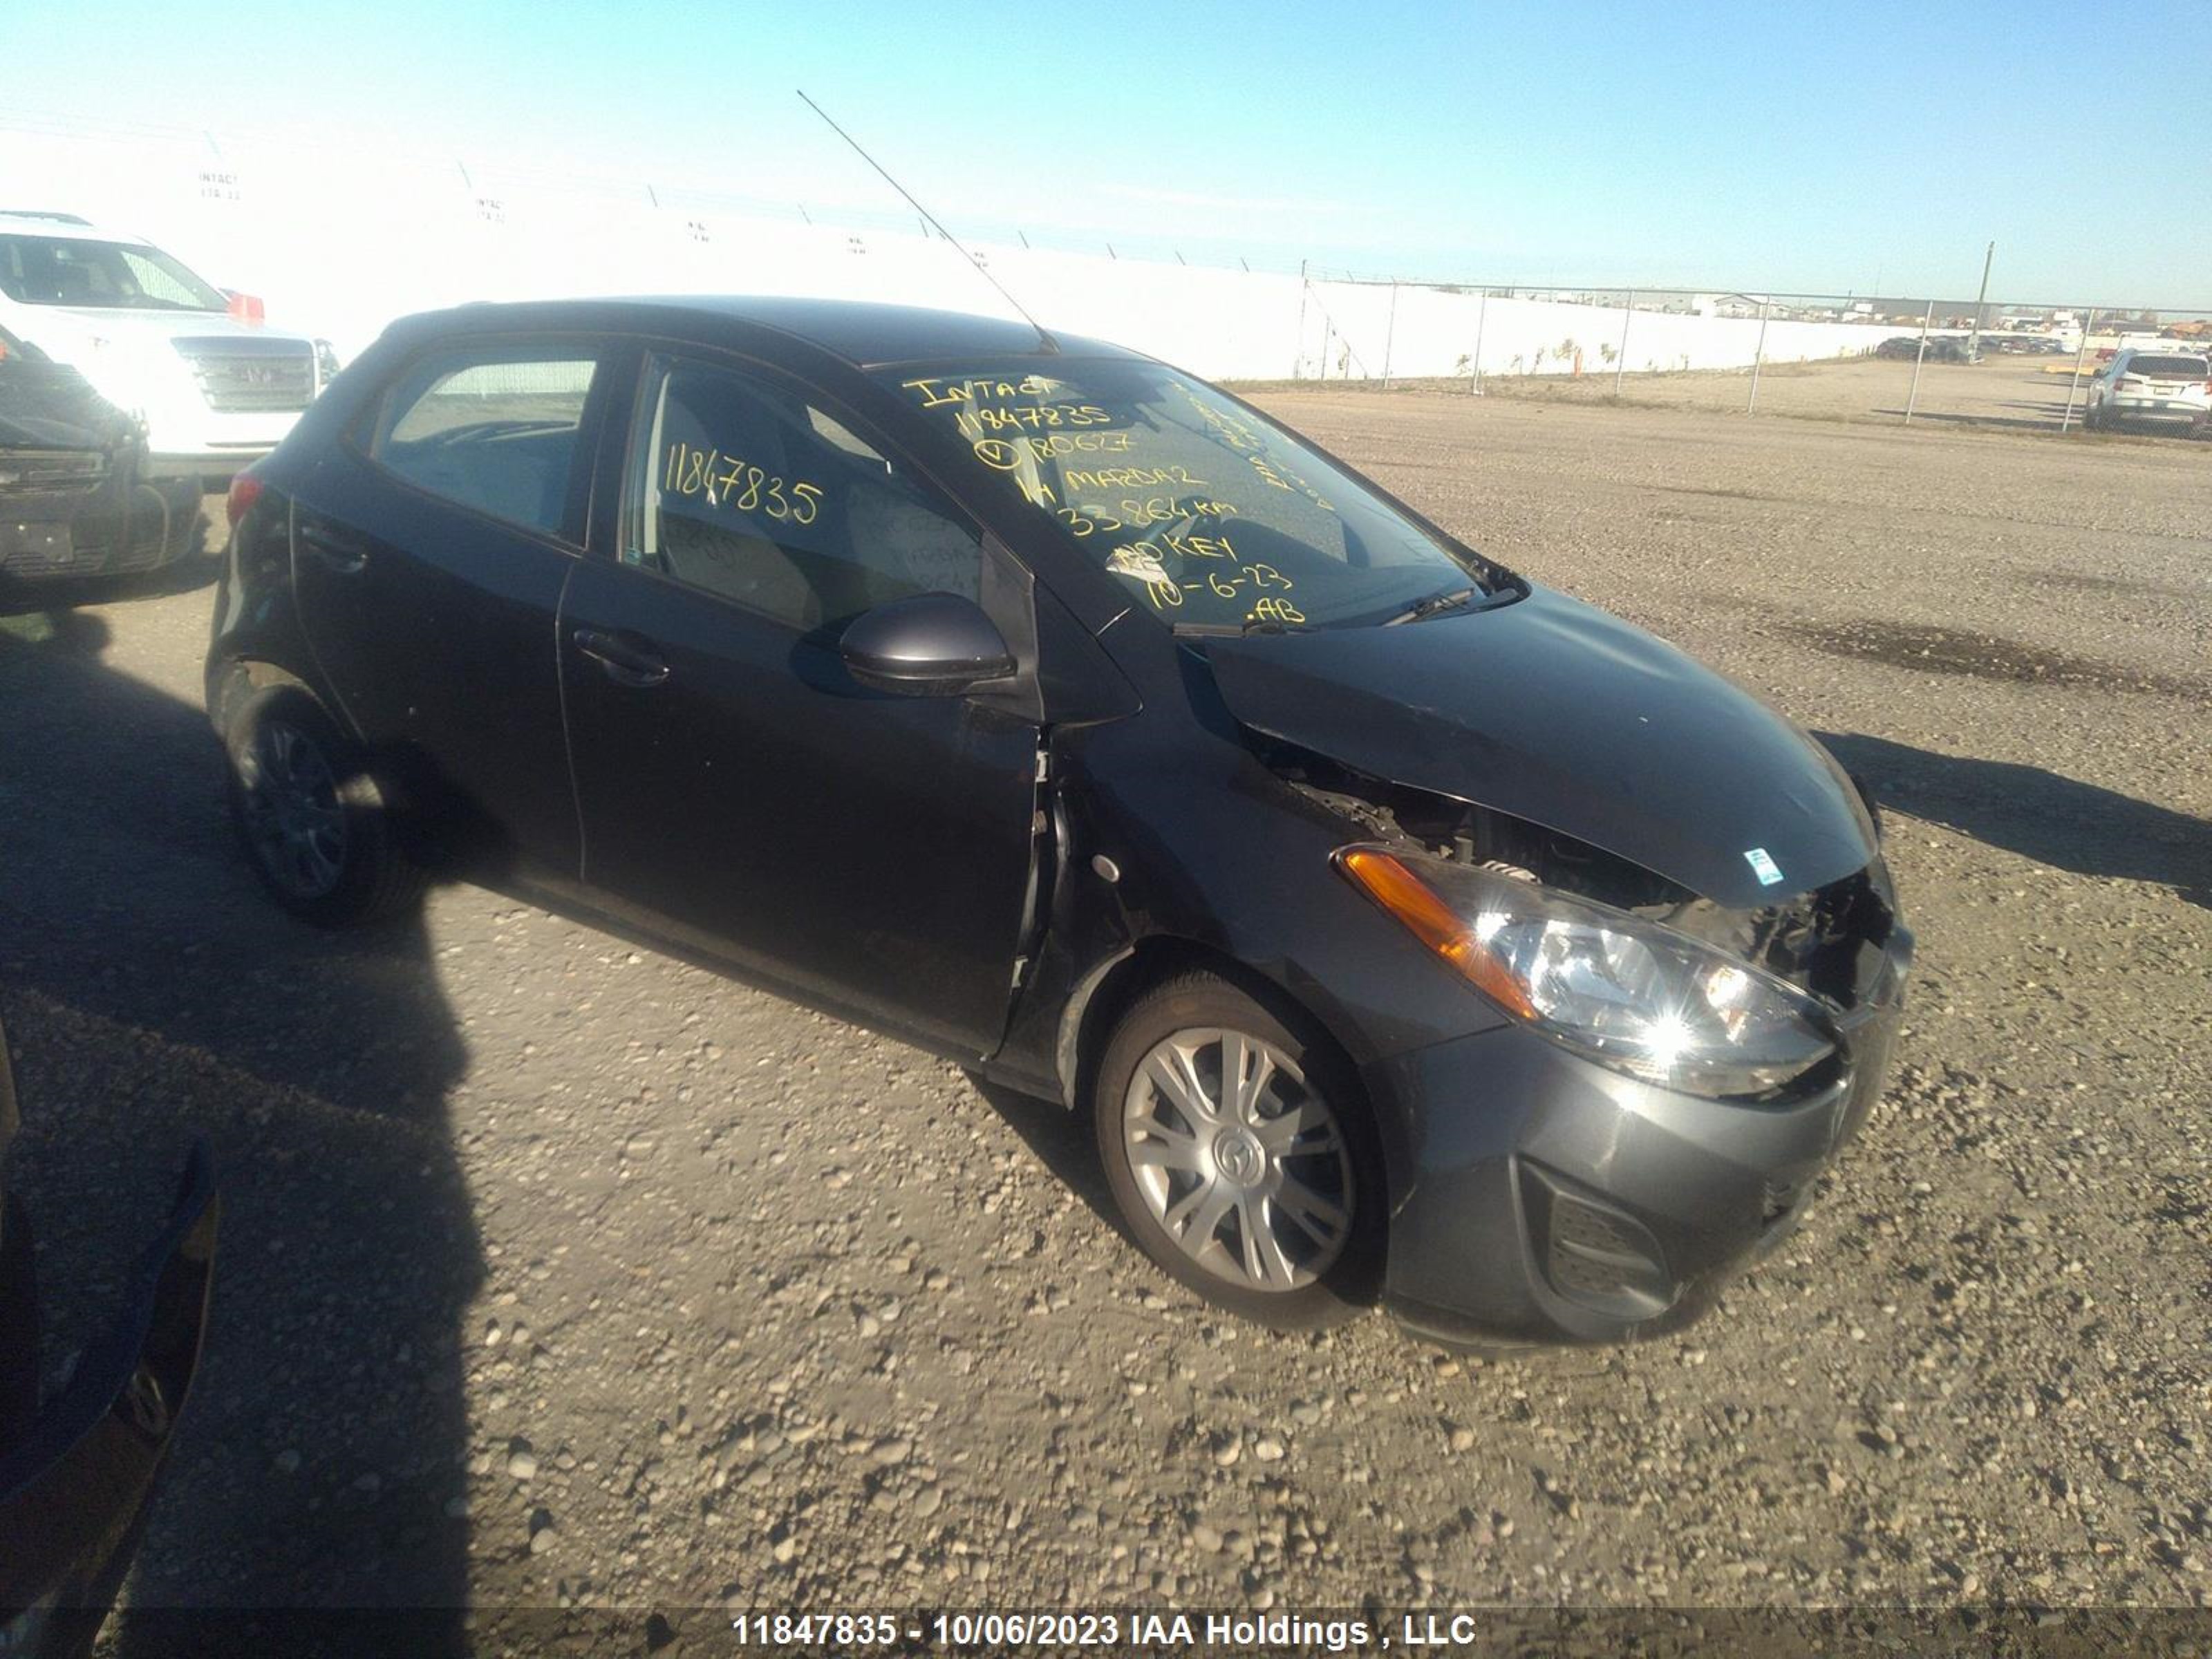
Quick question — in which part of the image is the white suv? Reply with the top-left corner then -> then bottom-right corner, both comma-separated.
0,212 -> 335,481
2086,346 -> 2211,433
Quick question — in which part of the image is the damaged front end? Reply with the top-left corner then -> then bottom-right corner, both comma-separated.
1195,603 -> 1914,1349
0,339 -> 202,585
1267,733 -> 1908,1054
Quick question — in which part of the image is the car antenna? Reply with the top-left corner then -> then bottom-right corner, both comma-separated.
797,90 -> 1062,355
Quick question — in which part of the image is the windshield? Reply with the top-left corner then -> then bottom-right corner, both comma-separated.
878,357 -> 1505,630
0,235 -> 227,312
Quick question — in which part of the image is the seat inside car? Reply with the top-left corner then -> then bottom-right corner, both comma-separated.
645,372 -> 955,627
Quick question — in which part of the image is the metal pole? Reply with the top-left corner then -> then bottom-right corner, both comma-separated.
1747,297 -> 1771,413
1294,261 -> 1309,381
1967,240 -> 1994,360
1320,314 -> 1333,382
1903,298 -> 1936,424
2059,307 -> 2097,433
1614,291 -> 1634,396
1470,287 -> 1488,395
1382,281 -> 1399,388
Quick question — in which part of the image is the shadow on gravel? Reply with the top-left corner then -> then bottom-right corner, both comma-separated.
961,1072 -> 1127,1246
1820,731 -> 2212,910
0,620 -> 482,1656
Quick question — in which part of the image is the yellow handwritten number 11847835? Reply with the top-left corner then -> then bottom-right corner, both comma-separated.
664,440 -> 823,526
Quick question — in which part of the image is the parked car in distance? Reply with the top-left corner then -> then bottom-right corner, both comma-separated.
1920,337 -> 1980,364
0,324 -> 203,585
0,212 -> 337,485
1873,336 -> 1924,360
2085,347 -> 2212,431
0,1013 -> 218,1658
209,298 -> 1911,1351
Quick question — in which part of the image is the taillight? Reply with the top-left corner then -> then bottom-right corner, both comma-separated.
226,471 -> 265,528
225,292 -> 266,325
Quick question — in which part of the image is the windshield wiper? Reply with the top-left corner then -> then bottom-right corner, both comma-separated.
1382,585 -> 1478,626
1169,617 -> 1317,638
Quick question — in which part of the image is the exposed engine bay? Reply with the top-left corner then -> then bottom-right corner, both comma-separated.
1259,733 -> 1903,1016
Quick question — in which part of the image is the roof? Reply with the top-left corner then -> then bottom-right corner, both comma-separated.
402,295 -> 1141,371
0,212 -> 148,243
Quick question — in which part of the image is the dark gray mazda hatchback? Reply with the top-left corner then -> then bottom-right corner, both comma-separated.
207,297 -> 1910,1351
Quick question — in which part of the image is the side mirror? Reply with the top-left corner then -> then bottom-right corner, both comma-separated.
839,592 -> 1017,697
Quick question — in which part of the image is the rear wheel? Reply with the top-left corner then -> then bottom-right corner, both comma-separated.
225,686 -> 424,926
1093,971 -> 1384,1330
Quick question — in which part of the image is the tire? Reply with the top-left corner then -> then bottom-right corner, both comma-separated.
224,684 -> 425,926
1092,970 -> 1385,1330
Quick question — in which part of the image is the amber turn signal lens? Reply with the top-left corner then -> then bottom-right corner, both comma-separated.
1336,847 -> 1537,1020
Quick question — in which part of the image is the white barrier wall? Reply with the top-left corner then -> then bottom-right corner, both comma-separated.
1,124 -> 1893,377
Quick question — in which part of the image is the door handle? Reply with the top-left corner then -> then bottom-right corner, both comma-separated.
297,523 -> 368,575
572,628 -> 671,688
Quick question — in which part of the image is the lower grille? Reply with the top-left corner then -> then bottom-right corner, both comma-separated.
173,337 -> 315,414
0,450 -> 109,492
1524,1163 -> 1676,1320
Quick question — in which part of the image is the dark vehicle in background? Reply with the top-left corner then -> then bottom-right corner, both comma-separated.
1873,336 -> 1978,364
0,325 -> 203,586
0,1015 -> 218,1658
209,298 -> 1910,1351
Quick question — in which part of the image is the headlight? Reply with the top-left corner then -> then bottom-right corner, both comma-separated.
313,339 -> 341,388
1338,845 -> 1835,1100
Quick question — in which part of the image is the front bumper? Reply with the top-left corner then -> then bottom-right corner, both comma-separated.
1371,955 -> 1907,1351
0,476 -> 203,583
0,1147 -> 218,1659
2103,400 -> 2208,425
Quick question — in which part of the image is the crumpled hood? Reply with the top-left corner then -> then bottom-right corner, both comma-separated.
1201,585 -> 1877,910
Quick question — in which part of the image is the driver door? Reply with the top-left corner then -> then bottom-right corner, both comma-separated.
558,352 -> 1041,1055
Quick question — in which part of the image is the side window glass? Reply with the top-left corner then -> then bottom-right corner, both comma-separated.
368,348 -> 597,537
628,359 -> 979,630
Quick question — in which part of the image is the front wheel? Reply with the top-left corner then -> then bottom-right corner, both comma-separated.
1093,971 -> 1385,1330
224,685 -> 425,927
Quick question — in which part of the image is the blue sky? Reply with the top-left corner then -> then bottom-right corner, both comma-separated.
9,0 -> 2210,303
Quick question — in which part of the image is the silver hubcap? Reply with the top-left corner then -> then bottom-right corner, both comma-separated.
1122,1027 -> 1354,1292
238,720 -> 347,898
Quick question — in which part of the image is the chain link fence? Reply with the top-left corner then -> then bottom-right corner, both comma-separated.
1277,275 -> 2212,441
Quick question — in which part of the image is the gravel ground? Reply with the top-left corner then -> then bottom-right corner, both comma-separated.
1,389 -> 2207,1649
